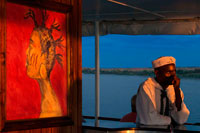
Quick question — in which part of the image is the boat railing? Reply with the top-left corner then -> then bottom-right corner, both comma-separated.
82,115 -> 200,132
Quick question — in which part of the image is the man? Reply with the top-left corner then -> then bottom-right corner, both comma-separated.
120,95 -> 137,123
136,56 -> 189,125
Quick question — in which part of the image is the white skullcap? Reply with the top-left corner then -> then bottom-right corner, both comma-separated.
152,56 -> 176,69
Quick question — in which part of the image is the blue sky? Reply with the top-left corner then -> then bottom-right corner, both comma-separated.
82,35 -> 200,68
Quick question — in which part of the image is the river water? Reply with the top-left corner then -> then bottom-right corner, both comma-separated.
82,73 -> 200,124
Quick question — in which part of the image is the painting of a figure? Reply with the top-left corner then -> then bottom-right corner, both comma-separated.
25,9 -> 64,117
6,2 -> 68,120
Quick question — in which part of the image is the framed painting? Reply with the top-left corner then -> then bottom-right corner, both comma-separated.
0,0 -> 74,131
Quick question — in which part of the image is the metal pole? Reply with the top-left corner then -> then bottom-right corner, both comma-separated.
95,21 -> 100,127
107,0 -> 165,18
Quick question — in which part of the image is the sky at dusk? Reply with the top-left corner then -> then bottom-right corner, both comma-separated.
82,35 -> 200,68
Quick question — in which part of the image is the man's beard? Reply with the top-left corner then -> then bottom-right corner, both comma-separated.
164,76 -> 175,85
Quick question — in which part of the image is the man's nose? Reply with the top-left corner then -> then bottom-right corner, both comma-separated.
171,71 -> 176,76
170,73 -> 176,78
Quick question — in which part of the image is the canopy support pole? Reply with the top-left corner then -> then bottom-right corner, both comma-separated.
95,21 -> 100,127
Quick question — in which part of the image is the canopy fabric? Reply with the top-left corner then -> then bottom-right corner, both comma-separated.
82,19 -> 200,36
82,0 -> 200,35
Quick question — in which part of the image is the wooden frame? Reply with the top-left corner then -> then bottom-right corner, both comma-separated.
0,0 -> 76,132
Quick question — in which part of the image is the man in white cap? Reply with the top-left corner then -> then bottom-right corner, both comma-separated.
136,56 -> 190,125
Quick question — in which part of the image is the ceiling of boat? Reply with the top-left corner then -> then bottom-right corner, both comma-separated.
82,0 -> 200,35
83,0 -> 200,21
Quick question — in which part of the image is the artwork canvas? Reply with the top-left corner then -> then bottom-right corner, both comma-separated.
6,2 -> 68,120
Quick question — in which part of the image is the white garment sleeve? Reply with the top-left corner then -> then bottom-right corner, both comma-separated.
136,85 -> 171,125
170,89 -> 190,124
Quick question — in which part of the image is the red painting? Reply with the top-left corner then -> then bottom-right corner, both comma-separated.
6,2 -> 67,120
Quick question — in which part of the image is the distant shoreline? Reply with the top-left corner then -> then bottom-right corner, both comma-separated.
82,67 -> 200,79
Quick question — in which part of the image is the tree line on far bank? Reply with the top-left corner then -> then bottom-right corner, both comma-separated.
82,68 -> 200,79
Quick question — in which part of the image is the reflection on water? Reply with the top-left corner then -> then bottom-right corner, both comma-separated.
82,74 -> 200,123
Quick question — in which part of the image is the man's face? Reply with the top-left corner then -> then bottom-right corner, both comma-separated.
155,64 -> 176,86
26,30 -> 45,79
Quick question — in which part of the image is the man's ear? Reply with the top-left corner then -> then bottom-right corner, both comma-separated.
154,69 -> 159,77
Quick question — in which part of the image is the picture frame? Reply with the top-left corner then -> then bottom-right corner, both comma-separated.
0,0 -> 75,131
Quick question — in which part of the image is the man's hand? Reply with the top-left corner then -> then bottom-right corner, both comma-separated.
172,76 -> 180,89
173,76 -> 182,111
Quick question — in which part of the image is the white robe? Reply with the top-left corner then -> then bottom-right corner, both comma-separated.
136,77 -> 190,125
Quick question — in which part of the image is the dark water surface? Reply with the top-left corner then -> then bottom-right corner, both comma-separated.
82,73 -> 200,124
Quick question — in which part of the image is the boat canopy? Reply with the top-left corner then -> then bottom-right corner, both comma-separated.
82,0 -> 200,36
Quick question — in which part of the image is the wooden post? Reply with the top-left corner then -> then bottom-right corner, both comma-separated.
0,0 -> 6,131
